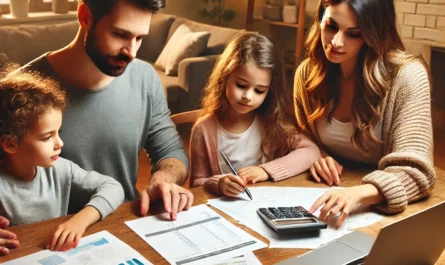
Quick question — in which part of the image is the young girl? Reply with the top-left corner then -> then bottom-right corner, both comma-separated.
190,32 -> 321,196
0,69 -> 124,254
293,0 -> 436,226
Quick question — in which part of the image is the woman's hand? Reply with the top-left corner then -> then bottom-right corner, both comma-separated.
218,174 -> 246,197
310,156 -> 343,186
238,166 -> 269,184
309,184 -> 384,227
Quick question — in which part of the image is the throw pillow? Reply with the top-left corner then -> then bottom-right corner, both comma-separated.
0,53 -> 10,68
155,24 -> 210,76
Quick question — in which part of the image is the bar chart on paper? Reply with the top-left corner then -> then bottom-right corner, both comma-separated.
2,230 -> 153,265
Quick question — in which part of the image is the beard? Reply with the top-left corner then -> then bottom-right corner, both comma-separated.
84,27 -> 133,77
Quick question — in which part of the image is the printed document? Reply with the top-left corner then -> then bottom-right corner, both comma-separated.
212,252 -> 262,265
207,187 -> 383,249
125,204 -> 267,265
2,230 -> 152,265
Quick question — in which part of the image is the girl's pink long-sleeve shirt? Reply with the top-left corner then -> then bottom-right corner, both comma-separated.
189,114 -> 321,194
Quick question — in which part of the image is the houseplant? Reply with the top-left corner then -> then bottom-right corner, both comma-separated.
198,0 -> 236,26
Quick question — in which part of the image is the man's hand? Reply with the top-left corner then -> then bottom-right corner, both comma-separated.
140,181 -> 193,221
0,216 -> 20,256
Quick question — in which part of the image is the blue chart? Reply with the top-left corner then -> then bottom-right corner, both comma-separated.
119,258 -> 144,265
38,255 -> 66,265
65,237 -> 109,257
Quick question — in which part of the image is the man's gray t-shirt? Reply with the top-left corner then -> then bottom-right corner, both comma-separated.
23,55 -> 188,203
0,158 -> 124,226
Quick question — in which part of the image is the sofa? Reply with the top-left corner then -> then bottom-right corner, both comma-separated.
0,13 -> 243,113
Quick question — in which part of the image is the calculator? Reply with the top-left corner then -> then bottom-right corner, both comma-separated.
257,206 -> 327,234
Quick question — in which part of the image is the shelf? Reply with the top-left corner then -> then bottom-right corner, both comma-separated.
254,17 -> 298,28
254,16 -> 311,29
246,0 -> 307,88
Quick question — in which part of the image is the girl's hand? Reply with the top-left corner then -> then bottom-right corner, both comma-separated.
47,219 -> 86,251
310,156 -> 343,186
218,174 -> 246,197
308,184 -> 384,227
238,166 -> 269,184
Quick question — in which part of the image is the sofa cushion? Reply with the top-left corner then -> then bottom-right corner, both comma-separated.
155,24 -> 210,76
154,67 -> 180,103
167,18 -> 242,56
0,21 -> 78,65
0,53 -> 9,68
137,13 -> 176,63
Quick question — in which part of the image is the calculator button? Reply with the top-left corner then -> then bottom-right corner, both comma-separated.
296,206 -> 307,212
268,208 -> 286,219
278,207 -> 295,218
259,208 -> 277,220
295,206 -> 314,217
290,207 -> 304,218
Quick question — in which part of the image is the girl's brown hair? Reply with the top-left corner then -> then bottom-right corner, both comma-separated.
0,66 -> 66,156
294,0 -> 427,156
201,32 -> 298,159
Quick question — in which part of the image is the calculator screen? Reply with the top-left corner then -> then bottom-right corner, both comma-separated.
273,218 -> 316,225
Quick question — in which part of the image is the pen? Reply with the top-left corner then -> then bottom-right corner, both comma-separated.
219,151 -> 253,200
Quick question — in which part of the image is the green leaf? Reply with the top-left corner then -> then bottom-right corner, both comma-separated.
209,6 -> 223,18
222,10 -> 236,22
199,8 -> 211,18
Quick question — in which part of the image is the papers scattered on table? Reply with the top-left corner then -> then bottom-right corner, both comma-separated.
125,204 -> 267,265
2,230 -> 152,265
212,252 -> 262,265
207,187 -> 383,249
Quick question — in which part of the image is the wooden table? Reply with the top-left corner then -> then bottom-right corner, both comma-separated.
1,167 -> 445,265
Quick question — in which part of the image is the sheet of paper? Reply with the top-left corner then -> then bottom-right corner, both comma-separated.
207,187 -> 383,249
125,204 -> 267,265
212,252 -> 262,265
2,230 -> 152,265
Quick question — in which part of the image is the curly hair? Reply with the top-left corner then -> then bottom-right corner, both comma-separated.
200,32 -> 299,160
0,67 -> 66,157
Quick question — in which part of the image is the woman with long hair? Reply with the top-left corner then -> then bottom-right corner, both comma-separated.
294,0 -> 436,226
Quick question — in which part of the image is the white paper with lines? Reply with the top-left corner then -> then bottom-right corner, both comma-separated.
207,187 -> 383,249
125,204 -> 267,265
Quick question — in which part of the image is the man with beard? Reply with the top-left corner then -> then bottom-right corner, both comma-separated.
0,0 -> 193,252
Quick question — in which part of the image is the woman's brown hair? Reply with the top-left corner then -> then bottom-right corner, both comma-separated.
201,32 -> 298,159
294,0 -> 427,156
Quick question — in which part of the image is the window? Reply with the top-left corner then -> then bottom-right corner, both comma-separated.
0,0 -> 77,13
